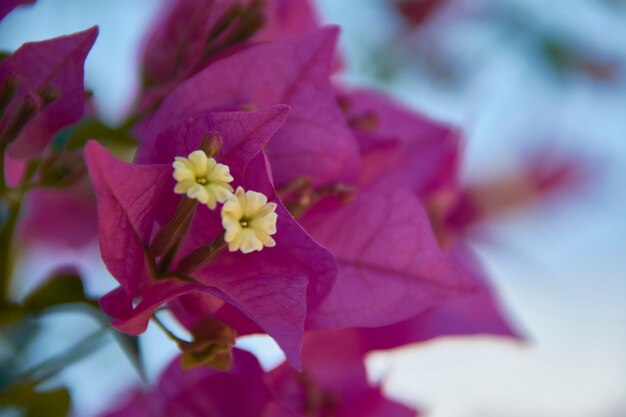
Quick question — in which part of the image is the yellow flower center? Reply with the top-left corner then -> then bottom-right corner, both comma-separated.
221,187 -> 278,253
172,150 -> 234,209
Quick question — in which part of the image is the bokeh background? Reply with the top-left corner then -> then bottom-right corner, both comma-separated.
1,1 -> 625,416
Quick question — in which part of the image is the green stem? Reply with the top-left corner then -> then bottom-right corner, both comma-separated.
118,101 -> 159,133
174,232 -> 226,275
151,314 -> 188,344
158,239 -> 182,274
151,197 -> 198,274
0,159 -> 39,301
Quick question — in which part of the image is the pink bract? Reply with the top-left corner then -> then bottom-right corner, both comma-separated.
254,0 -> 321,42
0,27 -> 97,159
346,243 -> 521,352
340,88 -> 460,197
146,27 -> 360,187
18,183 -> 97,249
302,185 -> 475,329
141,0 -> 321,87
101,349 -> 295,417
267,330 -> 417,417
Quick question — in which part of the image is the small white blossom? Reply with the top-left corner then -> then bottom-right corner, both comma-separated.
172,150 -> 233,209
221,187 -> 278,254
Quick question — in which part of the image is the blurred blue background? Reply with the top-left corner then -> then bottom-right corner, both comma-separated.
1,1 -> 625,416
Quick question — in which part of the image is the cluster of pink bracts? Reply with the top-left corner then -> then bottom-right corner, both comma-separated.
0,1 -> 528,416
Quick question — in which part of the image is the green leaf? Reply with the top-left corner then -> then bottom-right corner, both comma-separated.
61,119 -> 137,151
0,302 -> 25,325
22,273 -> 96,314
2,319 -> 40,355
0,320 -> 40,389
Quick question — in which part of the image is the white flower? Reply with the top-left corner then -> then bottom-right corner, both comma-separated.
221,187 -> 278,253
172,150 -> 233,209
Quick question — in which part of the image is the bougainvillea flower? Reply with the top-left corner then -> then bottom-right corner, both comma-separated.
172,150 -> 234,208
140,0 -> 233,88
101,349 -> 300,417
395,0 -> 449,28
347,242 -> 520,352
221,187 -> 278,253
321,86 -> 524,341
345,89 -> 592,244
87,107 -> 336,367
253,0 -> 321,42
0,27 -> 97,159
146,27 -> 360,187
445,148 -> 593,234
136,0 -> 324,118
267,330 -> 417,417
18,182 -> 98,249
3,153 -> 98,249
140,0 -> 321,87
301,184 -> 475,330
339,88 -> 460,197
336,87 -> 464,249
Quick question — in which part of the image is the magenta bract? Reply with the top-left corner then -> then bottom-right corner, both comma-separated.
0,27 -> 97,159
86,142 -> 170,296
141,0 -> 321,84
101,349 -> 292,417
254,0 -> 321,42
297,86 -> 518,341
348,243 -> 521,352
341,88 -> 460,197
302,184 -> 475,329
140,0 -> 231,86
137,0 -> 325,117
147,27 -> 360,187
18,183 -> 97,249
267,330 -> 417,417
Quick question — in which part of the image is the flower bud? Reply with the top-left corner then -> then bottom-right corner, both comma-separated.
177,317 -> 236,371
37,84 -> 60,106
38,150 -> 87,188
200,131 -> 223,158
0,76 -> 19,121
348,111 -> 379,132
0,93 -> 42,145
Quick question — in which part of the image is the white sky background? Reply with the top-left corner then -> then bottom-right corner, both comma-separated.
1,0 -> 625,416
